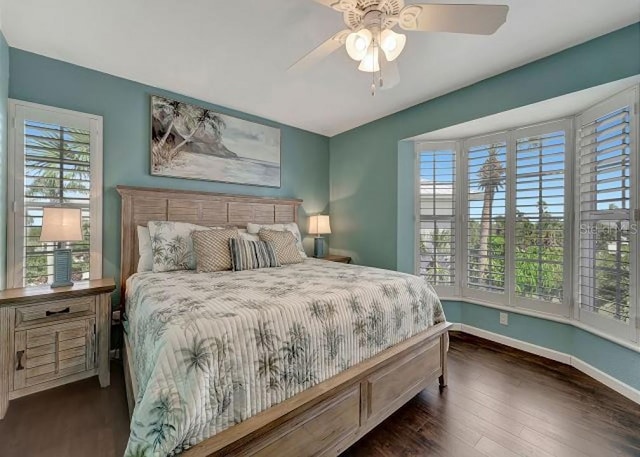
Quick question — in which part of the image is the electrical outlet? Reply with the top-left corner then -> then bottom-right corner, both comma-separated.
500,312 -> 509,326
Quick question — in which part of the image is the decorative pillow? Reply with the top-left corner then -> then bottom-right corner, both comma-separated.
192,228 -> 239,272
247,223 -> 307,258
148,221 -> 211,272
137,226 -> 153,273
258,229 -> 304,265
229,238 -> 280,271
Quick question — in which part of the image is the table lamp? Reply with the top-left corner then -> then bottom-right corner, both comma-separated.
39,207 -> 83,288
309,215 -> 331,258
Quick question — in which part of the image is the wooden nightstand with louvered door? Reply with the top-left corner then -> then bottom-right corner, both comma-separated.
0,279 -> 116,419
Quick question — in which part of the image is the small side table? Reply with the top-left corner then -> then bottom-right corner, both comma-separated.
322,255 -> 352,264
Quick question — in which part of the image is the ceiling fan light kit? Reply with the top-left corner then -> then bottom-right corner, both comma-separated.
380,29 -> 406,61
346,29 -> 373,60
291,1 -> 509,95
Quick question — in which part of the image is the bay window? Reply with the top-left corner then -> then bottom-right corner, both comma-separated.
416,87 -> 639,342
576,90 -> 638,341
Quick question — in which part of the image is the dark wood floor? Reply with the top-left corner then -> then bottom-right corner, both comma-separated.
0,333 -> 638,457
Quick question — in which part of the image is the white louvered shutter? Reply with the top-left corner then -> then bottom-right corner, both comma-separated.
576,89 -> 638,340
514,126 -> 566,304
9,103 -> 102,288
466,136 -> 508,295
418,144 -> 456,288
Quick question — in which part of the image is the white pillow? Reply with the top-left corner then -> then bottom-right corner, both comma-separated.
137,226 -> 153,272
238,228 -> 260,242
246,222 -> 307,258
148,221 -> 212,272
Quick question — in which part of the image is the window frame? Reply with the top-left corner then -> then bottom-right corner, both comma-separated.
573,88 -> 639,342
414,86 -> 639,344
7,100 -> 103,289
509,120 -> 573,317
414,141 -> 461,297
460,131 -> 510,306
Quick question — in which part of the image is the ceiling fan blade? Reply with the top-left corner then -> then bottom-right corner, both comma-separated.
380,54 -> 400,90
398,4 -> 509,35
288,30 -> 350,74
312,0 -> 358,12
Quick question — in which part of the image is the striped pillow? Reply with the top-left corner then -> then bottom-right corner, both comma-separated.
229,238 -> 280,271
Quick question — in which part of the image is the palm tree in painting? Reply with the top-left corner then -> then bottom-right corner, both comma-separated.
152,98 -> 184,150
167,108 -> 226,156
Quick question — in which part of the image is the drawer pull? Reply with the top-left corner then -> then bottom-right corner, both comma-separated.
46,307 -> 71,316
16,350 -> 24,371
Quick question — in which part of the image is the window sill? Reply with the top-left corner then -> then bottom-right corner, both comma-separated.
438,295 -> 640,354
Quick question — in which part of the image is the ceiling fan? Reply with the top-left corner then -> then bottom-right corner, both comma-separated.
290,0 -> 509,95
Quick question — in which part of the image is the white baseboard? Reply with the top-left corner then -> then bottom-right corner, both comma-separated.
449,322 -> 462,332
450,323 -> 640,405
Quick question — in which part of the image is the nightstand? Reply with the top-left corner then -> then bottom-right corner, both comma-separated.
323,255 -> 352,264
0,278 -> 116,419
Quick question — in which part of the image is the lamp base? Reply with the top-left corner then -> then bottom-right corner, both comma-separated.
51,248 -> 74,289
313,237 -> 325,258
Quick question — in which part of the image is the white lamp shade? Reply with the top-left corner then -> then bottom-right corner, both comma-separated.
309,215 -> 332,235
345,29 -> 372,61
380,29 -> 406,62
40,207 -> 84,242
358,45 -> 380,73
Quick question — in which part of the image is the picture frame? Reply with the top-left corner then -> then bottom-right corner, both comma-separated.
150,95 -> 281,188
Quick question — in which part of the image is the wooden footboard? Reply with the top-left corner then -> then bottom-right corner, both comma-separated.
123,321 -> 451,457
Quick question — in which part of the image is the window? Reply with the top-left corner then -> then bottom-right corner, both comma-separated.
415,86 -> 639,343
465,136 -> 507,296
7,101 -> 103,288
513,123 -> 569,311
576,90 -> 638,340
417,144 -> 457,290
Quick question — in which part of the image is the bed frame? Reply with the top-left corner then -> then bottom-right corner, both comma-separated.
117,185 -> 451,457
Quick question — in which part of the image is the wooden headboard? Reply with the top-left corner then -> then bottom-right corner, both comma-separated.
117,185 -> 302,302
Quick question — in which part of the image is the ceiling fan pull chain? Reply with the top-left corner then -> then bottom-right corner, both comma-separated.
378,14 -> 384,89
371,39 -> 377,96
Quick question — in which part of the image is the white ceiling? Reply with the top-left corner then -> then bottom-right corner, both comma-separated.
1,0 -> 639,136
410,75 -> 640,141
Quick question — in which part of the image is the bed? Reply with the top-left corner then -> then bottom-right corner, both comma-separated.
117,186 -> 451,457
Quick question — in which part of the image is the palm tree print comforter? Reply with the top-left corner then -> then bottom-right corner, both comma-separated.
124,259 -> 445,456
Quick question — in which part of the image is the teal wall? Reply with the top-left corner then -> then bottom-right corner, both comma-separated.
0,32 -> 9,291
331,23 -> 640,394
8,49 -> 330,301
442,301 -> 640,391
4,24 -> 639,393
329,23 -> 640,270
396,140 -> 415,274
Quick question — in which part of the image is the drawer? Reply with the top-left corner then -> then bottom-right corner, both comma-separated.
13,318 -> 96,391
246,385 -> 361,457
15,296 -> 95,328
366,338 -> 441,420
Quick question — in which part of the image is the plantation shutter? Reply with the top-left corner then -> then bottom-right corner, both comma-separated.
9,102 -> 102,288
465,136 -> 507,295
576,89 -> 638,339
514,126 -> 566,304
417,144 -> 456,287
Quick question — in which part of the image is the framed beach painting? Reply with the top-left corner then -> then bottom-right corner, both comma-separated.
150,95 -> 281,187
